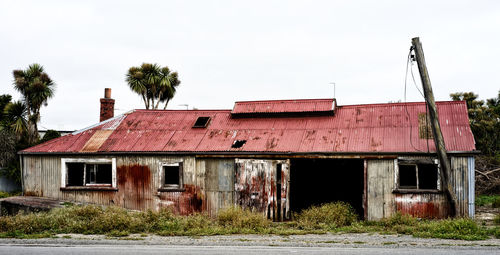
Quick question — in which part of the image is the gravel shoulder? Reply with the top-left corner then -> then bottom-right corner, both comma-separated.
0,233 -> 498,249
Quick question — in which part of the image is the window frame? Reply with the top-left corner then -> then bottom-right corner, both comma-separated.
61,158 -> 117,190
158,161 -> 184,192
394,158 -> 441,193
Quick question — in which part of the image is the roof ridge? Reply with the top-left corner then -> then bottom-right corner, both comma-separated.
339,100 -> 463,108
235,98 -> 334,104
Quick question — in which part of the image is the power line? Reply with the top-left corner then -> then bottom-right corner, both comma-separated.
404,46 -> 423,152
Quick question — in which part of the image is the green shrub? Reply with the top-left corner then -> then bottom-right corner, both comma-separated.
106,230 -> 130,237
381,212 -> 418,227
0,191 -> 21,199
492,197 -> 500,208
494,214 -> 500,225
296,202 -> 357,230
217,206 -> 270,229
488,227 -> 500,239
476,195 -> 500,207
414,218 -> 487,240
0,204 -> 493,240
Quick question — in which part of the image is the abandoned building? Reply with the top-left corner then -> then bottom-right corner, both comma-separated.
19,89 -> 477,220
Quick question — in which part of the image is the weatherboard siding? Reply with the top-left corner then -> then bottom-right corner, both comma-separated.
22,155 -> 210,215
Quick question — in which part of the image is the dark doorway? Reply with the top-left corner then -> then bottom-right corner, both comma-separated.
289,158 -> 365,219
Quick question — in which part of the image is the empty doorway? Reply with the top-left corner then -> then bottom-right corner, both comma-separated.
289,158 -> 365,218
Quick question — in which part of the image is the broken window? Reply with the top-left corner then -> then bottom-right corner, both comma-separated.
161,162 -> 183,190
193,117 -> 211,128
61,158 -> 116,188
67,163 -> 84,186
66,162 -> 112,186
397,161 -> 439,190
85,164 -> 112,185
231,140 -> 246,148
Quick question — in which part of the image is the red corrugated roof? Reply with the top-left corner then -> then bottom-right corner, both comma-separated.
22,100 -> 476,154
232,98 -> 335,114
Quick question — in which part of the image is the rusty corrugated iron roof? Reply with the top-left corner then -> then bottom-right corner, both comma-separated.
232,98 -> 335,115
22,100 -> 476,154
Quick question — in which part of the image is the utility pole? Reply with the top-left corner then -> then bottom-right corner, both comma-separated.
411,37 -> 459,216
329,82 -> 336,98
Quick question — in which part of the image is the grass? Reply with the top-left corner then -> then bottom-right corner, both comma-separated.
495,214 -> 500,225
0,203 -> 496,241
296,202 -> 357,230
476,194 -> 500,207
0,191 -> 21,199
335,213 -> 491,240
493,197 -> 500,208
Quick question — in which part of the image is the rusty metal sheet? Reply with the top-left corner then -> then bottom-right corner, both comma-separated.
80,130 -> 113,152
158,184 -> 205,215
395,193 -> 450,219
22,100 -> 475,154
234,159 -> 290,221
65,130 -> 97,152
130,130 -> 176,151
232,98 -> 335,114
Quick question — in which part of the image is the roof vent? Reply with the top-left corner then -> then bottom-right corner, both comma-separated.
231,98 -> 336,118
193,116 -> 211,128
231,140 -> 247,148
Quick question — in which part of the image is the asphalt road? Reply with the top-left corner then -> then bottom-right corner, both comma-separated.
0,245 -> 498,255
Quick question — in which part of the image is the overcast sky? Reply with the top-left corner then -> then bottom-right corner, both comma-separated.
1,0 -> 499,131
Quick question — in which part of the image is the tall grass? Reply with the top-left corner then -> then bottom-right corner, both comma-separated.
0,203 -> 495,240
0,205 -> 274,237
296,202 -> 357,230
339,213 -> 490,240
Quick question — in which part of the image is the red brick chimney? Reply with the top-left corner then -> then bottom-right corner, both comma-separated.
100,88 -> 115,122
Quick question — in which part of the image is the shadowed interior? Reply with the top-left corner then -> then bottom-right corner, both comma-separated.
290,158 -> 365,219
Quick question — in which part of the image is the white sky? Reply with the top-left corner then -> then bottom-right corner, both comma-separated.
1,0 -> 499,130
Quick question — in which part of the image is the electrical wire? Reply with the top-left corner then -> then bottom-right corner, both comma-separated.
409,59 -> 425,98
404,46 -> 424,152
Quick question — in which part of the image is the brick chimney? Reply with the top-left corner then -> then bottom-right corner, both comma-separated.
100,88 -> 115,122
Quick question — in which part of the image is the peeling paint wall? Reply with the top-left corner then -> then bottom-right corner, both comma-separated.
394,193 -> 450,218
367,156 -> 472,220
22,155 -> 204,214
367,159 -> 395,220
197,159 -> 234,216
234,159 -> 289,221
22,154 -> 472,220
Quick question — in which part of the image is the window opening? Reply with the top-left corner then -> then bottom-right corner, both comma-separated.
162,162 -> 183,190
67,163 -> 84,186
66,162 -> 112,186
399,165 -> 417,189
193,116 -> 211,128
418,163 -> 438,189
85,164 -> 112,184
231,140 -> 247,148
398,162 -> 438,190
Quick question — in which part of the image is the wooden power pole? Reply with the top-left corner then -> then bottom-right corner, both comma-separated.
411,37 -> 459,216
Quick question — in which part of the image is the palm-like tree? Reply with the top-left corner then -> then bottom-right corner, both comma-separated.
126,63 -> 181,109
12,64 -> 55,144
3,101 -> 28,139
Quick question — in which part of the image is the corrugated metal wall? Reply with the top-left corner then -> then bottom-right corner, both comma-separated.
198,158 -> 235,216
394,193 -> 450,218
468,156 -> 475,218
450,156 -> 471,217
22,154 -> 473,219
22,155 -> 205,214
233,159 -> 290,221
366,156 -> 472,220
